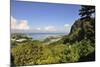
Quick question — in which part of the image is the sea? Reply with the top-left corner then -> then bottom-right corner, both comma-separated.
25,33 -> 67,40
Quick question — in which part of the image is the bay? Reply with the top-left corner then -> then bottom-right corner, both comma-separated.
26,33 -> 66,40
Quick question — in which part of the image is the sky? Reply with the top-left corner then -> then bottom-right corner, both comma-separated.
11,0 -> 81,33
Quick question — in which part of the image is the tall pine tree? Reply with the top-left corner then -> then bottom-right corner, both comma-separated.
79,5 -> 95,20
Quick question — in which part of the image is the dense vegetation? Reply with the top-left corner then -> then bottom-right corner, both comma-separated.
11,5 -> 95,66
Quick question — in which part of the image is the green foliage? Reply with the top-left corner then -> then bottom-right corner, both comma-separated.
49,44 -> 68,63
11,42 -> 44,65
77,40 -> 94,57
62,18 -> 95,44
11,40 -> 17,47
11,41 -> 65,65
79,5 -> 95,20
63,45 -> 80,62
11,5 -> 95,66
11,33 -> 32,40
11,36 -> 95,66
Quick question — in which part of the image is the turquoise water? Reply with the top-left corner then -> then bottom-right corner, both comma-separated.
26,33 -> 66,40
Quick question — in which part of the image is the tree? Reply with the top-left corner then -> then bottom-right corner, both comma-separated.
79,5 -> 95,20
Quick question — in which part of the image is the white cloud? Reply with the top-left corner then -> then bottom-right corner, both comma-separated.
17,20 -> 29,30
64,24 -> 70,28
11,16 -> 72,33
44,26 -> 57,32
36,28 -> 41,30
64,24 -> 71,33
11,16 -> 30,30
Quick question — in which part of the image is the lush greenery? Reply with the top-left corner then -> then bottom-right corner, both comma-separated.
11,5 -> 95,66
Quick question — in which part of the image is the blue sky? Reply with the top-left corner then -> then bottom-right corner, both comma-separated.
11,0 -> 81,33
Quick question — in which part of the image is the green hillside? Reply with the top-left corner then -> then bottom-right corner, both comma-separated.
11,5 -> 95,66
